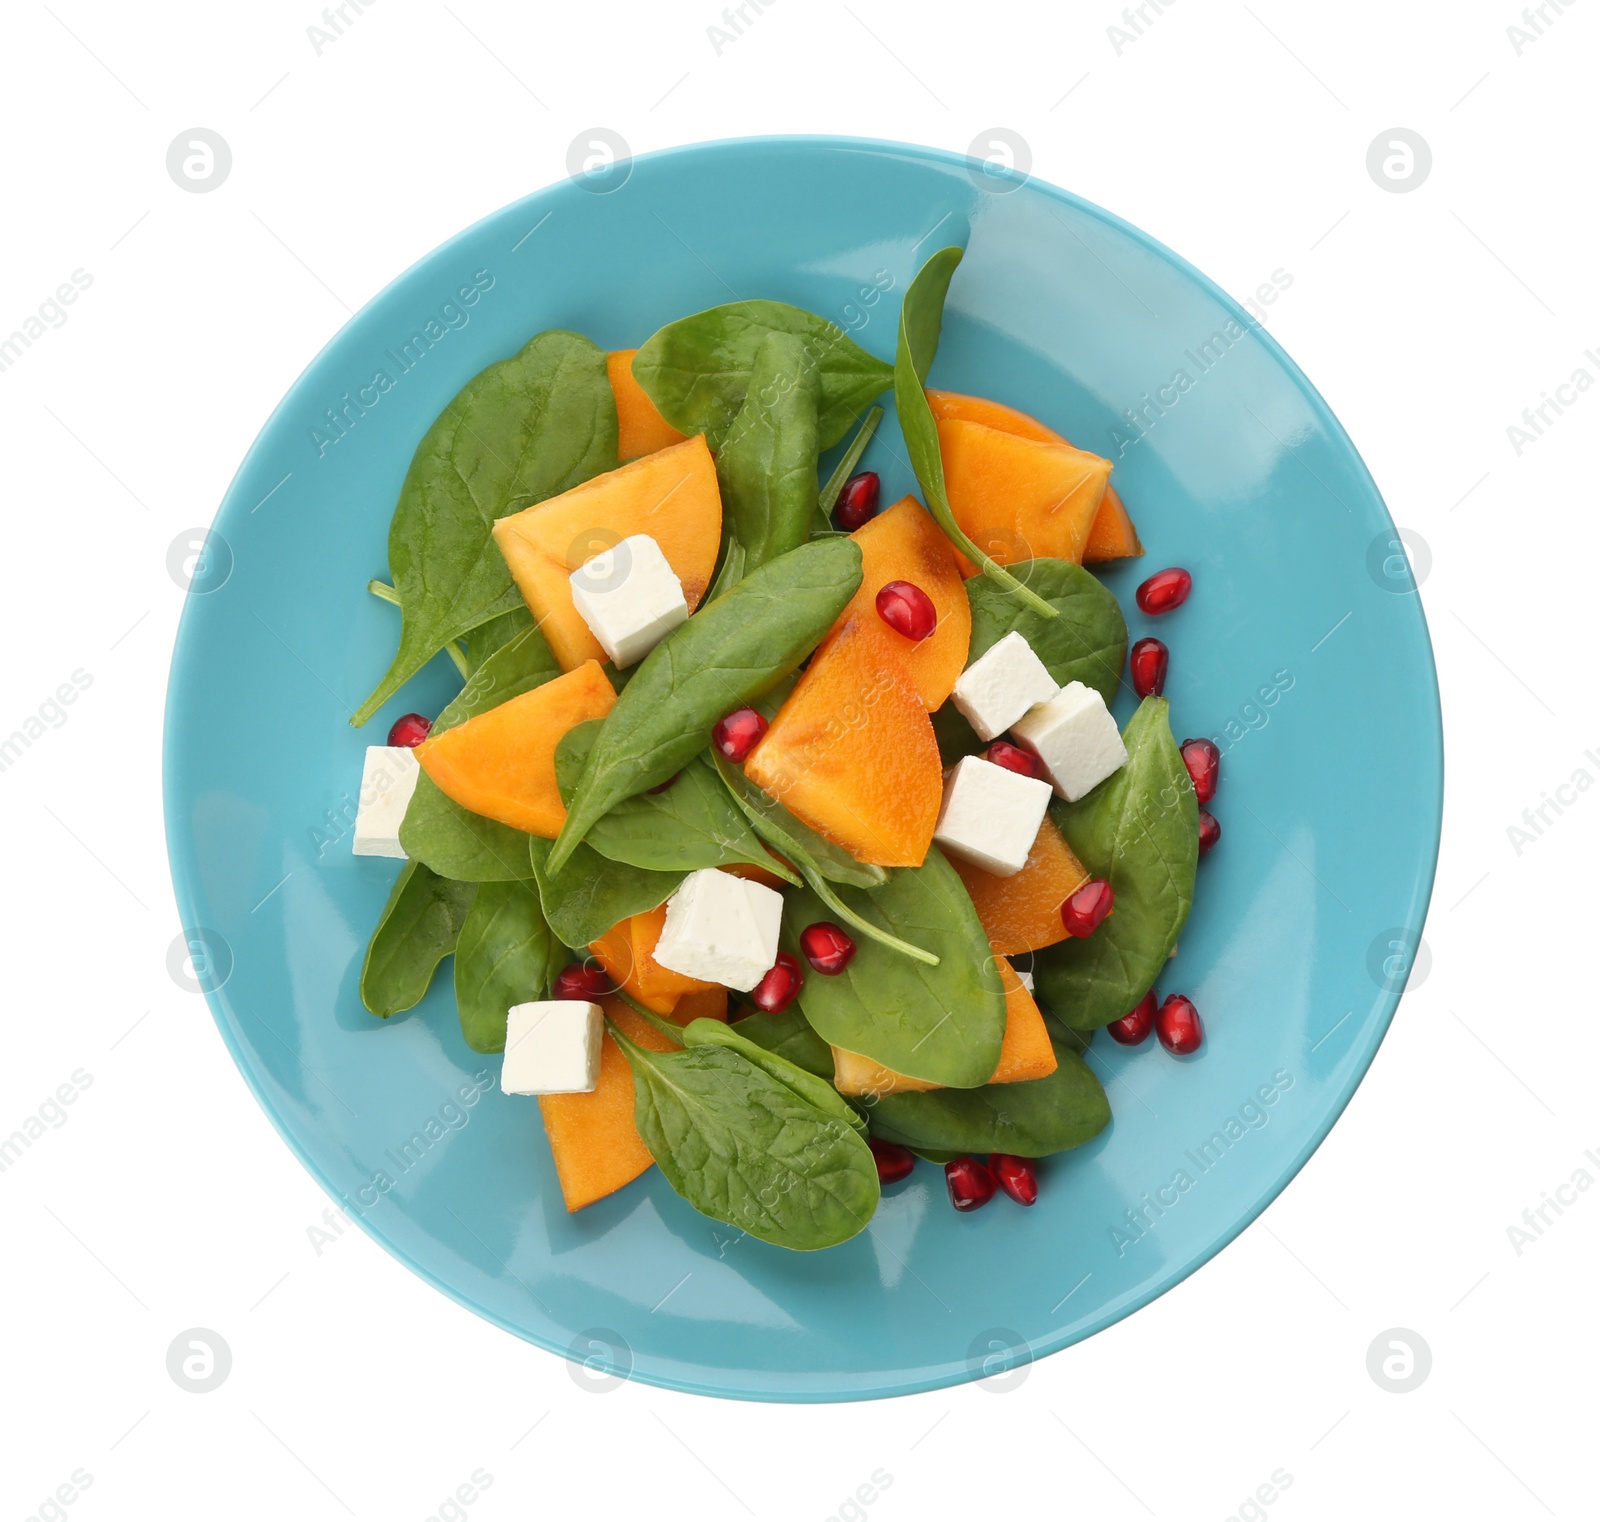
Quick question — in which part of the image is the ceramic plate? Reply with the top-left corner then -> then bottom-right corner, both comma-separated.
163,135 -> 1441,1401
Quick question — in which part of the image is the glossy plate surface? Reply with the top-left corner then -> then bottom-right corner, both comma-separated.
163,136 -> 1441,1401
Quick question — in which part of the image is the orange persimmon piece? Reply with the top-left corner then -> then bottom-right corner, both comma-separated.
831,956 -> 1057,1095
952,815 -> 1090,955
537,997 -> 664,1212
414,661 -> 614,838
827,496 -> 971,710
607,349 -> 688,460
492,435 -> 722,671
938,417 -> 1111,571
744,616 -> 941,868
929,390 -> 1140,565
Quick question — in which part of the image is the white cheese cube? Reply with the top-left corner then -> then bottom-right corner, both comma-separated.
950,631 -> 1060,742
654,868 -> 784,992
933,755 -> 1053,877
1010,682 -> 1128,802
352,746 -> 420,858
569,533 -> 688,668
501,1000 -> 603,1095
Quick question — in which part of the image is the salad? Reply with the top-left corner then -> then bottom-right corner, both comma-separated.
350,244 -> 1216,1251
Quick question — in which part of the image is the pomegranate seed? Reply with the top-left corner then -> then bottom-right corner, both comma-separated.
834,470 -> 881,532
552,963 -> 613,1002
713,707 -> 767,762
1129,638 -> 1168,699
1180,738 -> 1219,803
1136,566 -> 1192,615
750,952 -> 803,1013
1061,878 -> 1114,937
869,1137 -> 915,1185
387,712 -> 432,747
989,1153 -> 1038,1206
1107,989 -> 1158,1045
876,580 -> 938,642
648,773 -> 680,794
1155,994 -> 1203,1054
986,741 -> 1045,779
944,1156 -> 997,1212
1198,808 -> 1221,856
799,921 -> 856,975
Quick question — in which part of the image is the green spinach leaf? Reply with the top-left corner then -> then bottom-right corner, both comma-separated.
966,559 -> 1127,705
460,605 -> 536,673
930,700 -> 984,767
555,721 -> 789,878
611,1026 -> 879,1250
867,1041 -> 1109,1158
360,861 -> 478,1017
706,330 -> 821,601
436,622 -> 561,730
399,775 -> 539,882
1034,698 -> 1197,1027
632,301 -> 893,451
894,248 -> 1055,617
550,537 -> 863,871
527,837 -> 684,949
453,879 -> 556,1053
784,847 -> 1005,1087
678,1018 -> 865,1134
354,330 -> 617,725
727,1005 -> 835,1079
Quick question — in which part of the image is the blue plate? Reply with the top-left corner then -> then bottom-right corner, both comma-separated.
163,136 -> 1441,1401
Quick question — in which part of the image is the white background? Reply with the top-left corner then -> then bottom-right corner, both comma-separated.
1,1 -> 1594,1518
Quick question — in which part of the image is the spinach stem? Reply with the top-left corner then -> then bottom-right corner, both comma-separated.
803,866 -> 941,967
367,580 -> 470,678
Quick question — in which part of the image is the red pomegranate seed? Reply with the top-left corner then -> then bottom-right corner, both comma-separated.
1180,738 -> 1219,803
1155,994 -> 1203,1054
835,470 -> 881,532
869,1137 -> 915,1185
1198,808 -> 1221,856
989,1153 -> 1038,1206
387,712 -> 432,747
1136,566 -> 1192,615
1129,638 -> 1169,699
1107,989 -> 1158,1045
986,741 -> 1045,779
713,707 -> 767,763
750,952 -> 803,1013
648,773 -> 680,794
1061,878 -> 1114,937
799,921 -> 856,975
944,1156 -> 997,1212
876,580 -> 938,642
552,963 -> 613,1002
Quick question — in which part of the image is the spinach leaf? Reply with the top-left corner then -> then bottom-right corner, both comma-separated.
354,330 -> 617,726
453,879 -> 556,1053
867,1041 -> 1109,1158
1034,698 -> 1198,1027
611,1025 -> 880,1250
555,721 -> 789,879
815,406 -> 883,534
527,837 -> 684,949
550,538 -> 863,871
360,861 -> 478,1017
894,248 -> 1055,617
966,559 -> 1127,706
679,1017 -> 865,1134
399,775 -> 539,882
784,847 -> 1006,1088
930,700 -> 984,767
705,330 -> 821,601
436,622 -> 561,730
632,301 -> 893,451
713,752 -> 887,890
460,605 -> 535,674
728,1005 -> 835,1079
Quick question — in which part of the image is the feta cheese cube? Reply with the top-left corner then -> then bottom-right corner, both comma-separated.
501,1000 -> 603,1095
933,755 -> 1053,877
352,746 -> 420,858
653,868 -> 784,991
569,533 -> 688,668
950,631 -> 1060,742
1010,681 -> 1128,802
